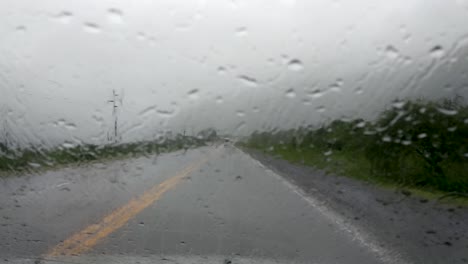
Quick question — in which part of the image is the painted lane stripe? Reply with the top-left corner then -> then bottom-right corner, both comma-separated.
47,159 -> 206,257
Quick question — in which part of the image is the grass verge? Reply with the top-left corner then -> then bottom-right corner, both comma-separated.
0,136 -> 214,176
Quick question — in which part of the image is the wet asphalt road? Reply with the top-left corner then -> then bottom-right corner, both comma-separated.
0,145 -> 401,264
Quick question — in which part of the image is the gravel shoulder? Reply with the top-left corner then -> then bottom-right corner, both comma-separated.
242,148 -> 468,264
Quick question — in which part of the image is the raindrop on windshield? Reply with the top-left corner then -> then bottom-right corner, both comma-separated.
354,87 -> 363,94
188,89 -> 199,100
65,123 -> 77,130
392,100 -> 406,109
382,136 -> 392,142
238,75 -> 258,87
308,89 -> 323,98
356,121 -> 366,128
54,11 -> 73,24
16,25 -> 26,33
418,133 -> 427,139
285,88 -> 296,98
429,45 -> 445,58
385,45 -> 399,59
137,32 -> 146,41
447,126 -> 457,132
437,108 -> 458,116
62,142 -> 75,148
236,27 -> 248,37
316,106 -> 326,112
236,111 -> 245,117
217,66 -> 227,75
287,59 -> 304,71
330,80 -> 343,92
107,8 -> 124,24
83,22 -> 101,34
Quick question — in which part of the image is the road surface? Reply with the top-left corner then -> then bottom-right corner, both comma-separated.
0,145 -> 405,264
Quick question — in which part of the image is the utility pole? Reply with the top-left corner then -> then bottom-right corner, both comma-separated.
107,89 -> 121,143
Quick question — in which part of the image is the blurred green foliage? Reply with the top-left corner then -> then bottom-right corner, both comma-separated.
243,98 -> 468,193
0,128 -> 218,174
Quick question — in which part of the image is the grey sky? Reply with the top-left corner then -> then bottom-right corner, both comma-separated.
1,0 -> 468,147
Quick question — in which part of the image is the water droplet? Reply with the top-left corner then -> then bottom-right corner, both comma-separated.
382,136 -> 392,142
287,59 -> 303,71
215,96 -> 223,104
417,133 -> 427,139
236,111 -> 245,117
157,109 -> 174,117
235,121 -> 246,132
16,25 -> 26,32
401,140 -> 412,146
60,187 -> 71,192
65,123 -> 77,130
308,89 -> 323,98
139,106 -> 157,116
139,222 -> 145,226
54,11 -> 73,24
448,126 -> 457,132
28,162 -> 41,168
188,89 -> 199,100
217,66 -> 227,75
148,36 -> 157,46
236,27 -> 248,37
385,45 -> 399,59
238,75 -> 258,87
285,88 -> 296,98
137,32 -> 146,41
62,142 -> 74,148
252,106 -> 259,112
323,150 -> 333,156
356,122 -> 366,128
83,22 -> 101,34
437,108 -> 458,116
107,8 -> 124,24
316,106 -> 326,112
329,85 -> 341,93
392,100 -> 406,109
429,45 -> 444,58
336,79 -> 344,87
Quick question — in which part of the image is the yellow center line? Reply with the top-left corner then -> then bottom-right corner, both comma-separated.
46,157 -> 208,257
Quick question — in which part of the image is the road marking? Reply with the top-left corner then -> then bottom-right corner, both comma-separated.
238,148 -> 412,264
46,158 -> 207,257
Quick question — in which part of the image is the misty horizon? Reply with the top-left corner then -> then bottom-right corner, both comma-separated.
1,0 -> 468,148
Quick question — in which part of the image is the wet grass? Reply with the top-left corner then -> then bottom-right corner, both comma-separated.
0,136 -> 212,176
240,98 -> 468,203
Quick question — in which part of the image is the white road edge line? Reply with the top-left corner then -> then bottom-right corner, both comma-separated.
235,147 -> 413,264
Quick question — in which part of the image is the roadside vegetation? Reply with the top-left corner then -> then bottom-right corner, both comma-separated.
0,128 -> 219,174
241,98 -> 468,197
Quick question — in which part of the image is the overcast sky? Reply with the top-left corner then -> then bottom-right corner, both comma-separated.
1,0 -> 468,147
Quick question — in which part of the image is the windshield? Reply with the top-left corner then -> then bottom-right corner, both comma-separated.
1,1 -> 467,264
